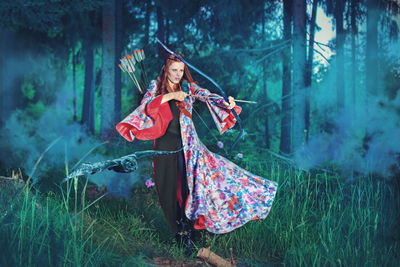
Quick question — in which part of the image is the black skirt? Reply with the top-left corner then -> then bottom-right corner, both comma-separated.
154,100 -> 189,233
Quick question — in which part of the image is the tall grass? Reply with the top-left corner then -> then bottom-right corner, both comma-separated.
204,159 -> 400,266
1,151 -> 399,266
91,154 -> 400,266
0,172 -> 146,266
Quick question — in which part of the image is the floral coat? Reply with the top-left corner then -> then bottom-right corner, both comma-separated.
116,80 -> 278,234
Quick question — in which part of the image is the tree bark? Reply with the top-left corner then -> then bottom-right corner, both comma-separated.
336,0 -> 345,109
72,45 -> 77,122
305,0 -> 318,142
280,0 -> 292,154
351,0 -> 357,111
114,0 -> 122,124
366,0 -> 379,96
262,6 -> 270,149
144,0 -> 151,47
197,247 -> 235,267
166,17 -> 170,45
82,36 -> 95,134
157,6 -> 166,59
0,30 -> 17,126
0,30 -> 8,126
89,66 -> 95,134
100,0 -> 116,140
292,0 -> 307,152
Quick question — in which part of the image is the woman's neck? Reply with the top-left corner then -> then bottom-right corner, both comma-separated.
166,80 -> 179,92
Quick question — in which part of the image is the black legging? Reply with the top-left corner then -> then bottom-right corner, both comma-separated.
176,139 -> 189,222
154,100 -> 190,233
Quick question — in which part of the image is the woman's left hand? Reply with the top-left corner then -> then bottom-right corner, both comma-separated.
223,96 -> 236,109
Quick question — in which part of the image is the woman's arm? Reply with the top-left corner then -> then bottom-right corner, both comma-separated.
116,80 -> 174,141
189,82 -> 236,109
138,80 -> 158,105
189,82 -> 241,134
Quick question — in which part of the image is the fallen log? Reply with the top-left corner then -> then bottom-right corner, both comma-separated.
197,247 -> 236,267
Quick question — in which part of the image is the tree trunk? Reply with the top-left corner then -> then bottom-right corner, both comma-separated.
262,6 -> 270,149
89,66 -> 95,134
100,0 -> 116,140
280,0 -> 292,154
336,0 -> 345,109
292,0 -> 307,152
351,0 -> 357,112
157,6 -> 166,59
72,45 -> 77,122
0,30 -> 18,126
305,0 -> 318,142
0,30 -> 8,126
166,17 -> 170,45
366,0 -> 379,96
144,0 -> 151,47
82,36 -> 95,134
114,0 -> 122,124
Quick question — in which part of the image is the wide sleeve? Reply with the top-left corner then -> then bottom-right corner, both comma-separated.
116,80 -> 173,141
189,82 -> 242,134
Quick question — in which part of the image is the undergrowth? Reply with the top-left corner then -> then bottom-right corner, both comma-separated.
1,148 -> 399,266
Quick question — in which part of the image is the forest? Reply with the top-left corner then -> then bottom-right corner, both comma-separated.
0,0 -> 399,266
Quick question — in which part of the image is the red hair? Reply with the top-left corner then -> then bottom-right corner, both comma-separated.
155,54 -> 196,96
155,54 -> 197,118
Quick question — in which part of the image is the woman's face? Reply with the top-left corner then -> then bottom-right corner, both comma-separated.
167,61 -> 185,84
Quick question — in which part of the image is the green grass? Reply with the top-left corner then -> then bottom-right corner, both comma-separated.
87,156 -> 400,266
1,153 -> 399,266
0,173 -> 148,266
212,159 -> 400,266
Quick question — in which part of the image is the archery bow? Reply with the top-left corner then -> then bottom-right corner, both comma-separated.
156,38 -> 245,154
189,94 -> 257,104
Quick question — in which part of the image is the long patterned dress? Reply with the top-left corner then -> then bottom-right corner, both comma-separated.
116,80 -> 278,234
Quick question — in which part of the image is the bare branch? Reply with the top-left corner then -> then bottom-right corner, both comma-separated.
313,48 -> 330,64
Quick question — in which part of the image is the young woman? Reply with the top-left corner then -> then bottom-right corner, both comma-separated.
116,54 -> 278,252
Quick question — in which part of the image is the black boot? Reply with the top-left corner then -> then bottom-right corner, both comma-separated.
175,218 -> 194,256
175,219 -> 184,245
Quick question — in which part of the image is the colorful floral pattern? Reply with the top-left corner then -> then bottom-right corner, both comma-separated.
117,80 -> 278,234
